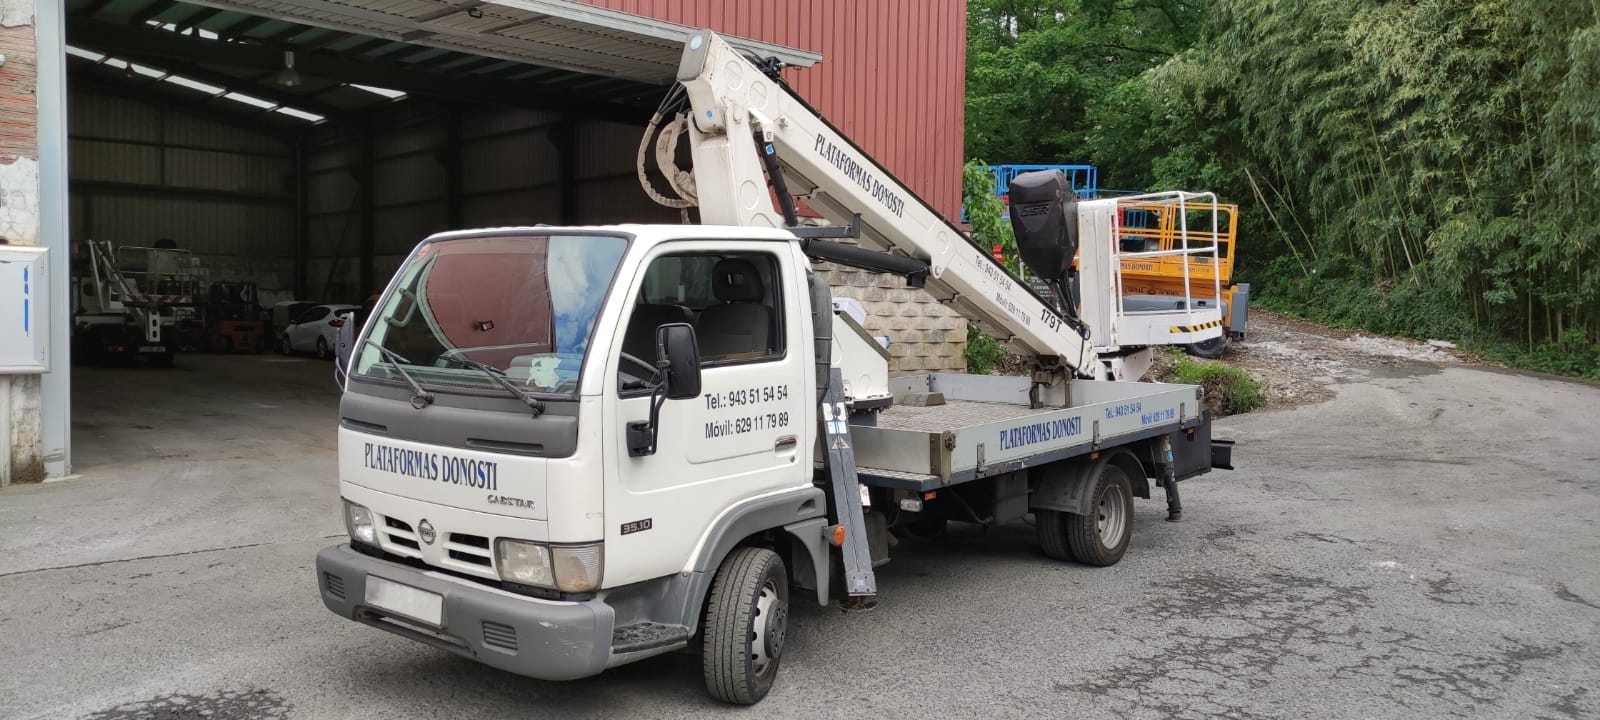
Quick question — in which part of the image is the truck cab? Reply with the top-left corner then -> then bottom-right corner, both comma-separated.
319,224 -> 827,691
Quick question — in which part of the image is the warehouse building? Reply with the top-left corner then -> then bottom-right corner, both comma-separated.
0,0 -> 967,482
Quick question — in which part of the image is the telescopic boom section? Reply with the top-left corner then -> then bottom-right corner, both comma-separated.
673,31 -> 1099,379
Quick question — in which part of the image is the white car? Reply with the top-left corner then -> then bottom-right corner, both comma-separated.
280,303 -> 358,359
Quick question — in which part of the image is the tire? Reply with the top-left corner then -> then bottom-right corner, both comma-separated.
1037,509 -> 1077,561
316,336 -> 331,360
702,547 -> 788,705
280,334 -> 293,355
1065,464 -> 1135,567
1187,334 -> 1230,359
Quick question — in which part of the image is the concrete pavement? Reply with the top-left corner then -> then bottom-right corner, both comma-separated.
2,353 -> 1597,719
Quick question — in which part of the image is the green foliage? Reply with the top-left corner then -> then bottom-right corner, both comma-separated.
962,161 -> 1019,272
1166,350 -> 1268,416
968,0 -> 1600,379
966,0 -> 1210,164
961,160 -> 1020,373
964,325 -> 1014,375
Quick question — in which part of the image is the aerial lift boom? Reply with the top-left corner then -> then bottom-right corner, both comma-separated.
660,31 -> 1223,382
665,32 -> 1099,380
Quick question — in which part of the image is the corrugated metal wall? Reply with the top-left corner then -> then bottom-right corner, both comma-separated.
579,0 -> 968,221
68,92 -> 297,295
304,100 -> 674,301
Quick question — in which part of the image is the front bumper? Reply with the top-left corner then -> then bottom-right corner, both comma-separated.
316,543 -> 615,681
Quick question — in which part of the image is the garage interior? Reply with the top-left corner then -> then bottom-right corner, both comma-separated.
61,0 -> 818,471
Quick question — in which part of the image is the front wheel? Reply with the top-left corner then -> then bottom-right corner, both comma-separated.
702,547 -> 788,705
279,333 -> 293,355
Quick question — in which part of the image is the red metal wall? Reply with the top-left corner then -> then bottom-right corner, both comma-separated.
579,0 -> 967,221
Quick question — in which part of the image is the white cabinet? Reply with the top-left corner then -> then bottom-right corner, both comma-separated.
0,245 -> 48,373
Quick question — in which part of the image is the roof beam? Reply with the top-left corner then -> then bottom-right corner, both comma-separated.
68,71 -> 301,141
187,0 -> 669,81
129,1 -> 178,26
174,0 -> 820,70
143,56 -> 348,119
70,20 -> 655,124
75,0 -> 118,21
290,28 -> 352,52
341,37 -> 394,56
175,7 -> 225,33
215,15 -> 274,40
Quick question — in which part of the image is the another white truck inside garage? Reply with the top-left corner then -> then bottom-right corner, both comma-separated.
315,30 -> 1233,704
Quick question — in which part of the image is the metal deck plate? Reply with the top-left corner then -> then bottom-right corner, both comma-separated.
871,400 -> 1056,433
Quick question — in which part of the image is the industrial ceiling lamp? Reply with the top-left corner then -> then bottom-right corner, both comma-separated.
276,49 -> 301,88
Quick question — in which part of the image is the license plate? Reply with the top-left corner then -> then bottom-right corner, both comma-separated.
365,576 -> 443,626
140,346 -> 165,353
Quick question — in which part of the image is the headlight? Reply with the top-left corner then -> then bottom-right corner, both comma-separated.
495,539 -> 554,587
551,544 -> 604,593
494,539 -> 603,592
343,499 -> 378,546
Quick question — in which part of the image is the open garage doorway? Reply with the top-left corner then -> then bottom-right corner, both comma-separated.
59,0 -> 817,473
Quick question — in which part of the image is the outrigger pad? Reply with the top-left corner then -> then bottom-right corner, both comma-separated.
1006,170 -> 1080,283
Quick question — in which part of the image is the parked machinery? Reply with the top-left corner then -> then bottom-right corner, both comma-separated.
71,240 -> 201,366
206,282 -> 267,354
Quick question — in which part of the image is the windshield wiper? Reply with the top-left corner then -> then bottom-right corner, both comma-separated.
362,340 -> 434,409
438,350 -> 546,417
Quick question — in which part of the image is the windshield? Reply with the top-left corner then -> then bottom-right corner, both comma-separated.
354,233 -> 628,396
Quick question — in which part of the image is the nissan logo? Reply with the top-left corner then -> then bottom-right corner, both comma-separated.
417,519 -> 436,545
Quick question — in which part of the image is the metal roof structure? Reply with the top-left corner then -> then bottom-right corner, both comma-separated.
66,0 -> 822,131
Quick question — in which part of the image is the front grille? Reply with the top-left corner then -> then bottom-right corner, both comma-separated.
482,621 -> 518,651
379,515 -> 422,559
444,532 -> 493,571
323,572 -> 345,600
448,549 -> 490,566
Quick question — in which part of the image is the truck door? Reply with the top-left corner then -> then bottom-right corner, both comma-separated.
603,241 -> 812,588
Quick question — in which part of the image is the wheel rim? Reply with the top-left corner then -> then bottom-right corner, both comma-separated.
1097,483 -> 1128,548
749,578 -> 785,677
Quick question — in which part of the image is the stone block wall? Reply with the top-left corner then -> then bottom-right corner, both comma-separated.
814,263 -> 968,375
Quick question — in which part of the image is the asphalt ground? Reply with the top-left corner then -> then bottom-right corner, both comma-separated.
2,338 -> 1596,719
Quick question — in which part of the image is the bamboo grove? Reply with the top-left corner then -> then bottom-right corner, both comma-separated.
966,0 -> 1600,375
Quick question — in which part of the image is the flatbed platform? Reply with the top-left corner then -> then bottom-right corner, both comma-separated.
850,373 -> 1204,491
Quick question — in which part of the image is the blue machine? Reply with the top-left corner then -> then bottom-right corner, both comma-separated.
963,164 -> 1098,223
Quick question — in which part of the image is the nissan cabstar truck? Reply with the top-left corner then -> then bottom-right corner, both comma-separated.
315,30 -> 1233,705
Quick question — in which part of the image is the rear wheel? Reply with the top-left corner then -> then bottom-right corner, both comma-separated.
316,336 -> 331,360
1065,465 -> 1134,566
1037,509 -> 1077,561
702,547 -> 788,705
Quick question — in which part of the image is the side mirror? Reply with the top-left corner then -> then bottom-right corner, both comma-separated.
656,323 -> 701,400
333,311 -> 357,391
628,323 -> 701,457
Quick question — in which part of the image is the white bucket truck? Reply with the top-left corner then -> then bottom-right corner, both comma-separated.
316,30 -> 1233,704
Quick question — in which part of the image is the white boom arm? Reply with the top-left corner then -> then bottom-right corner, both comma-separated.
672,31 -> 1099,379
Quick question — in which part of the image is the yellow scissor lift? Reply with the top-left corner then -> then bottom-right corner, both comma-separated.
1112,200 -> 1249,357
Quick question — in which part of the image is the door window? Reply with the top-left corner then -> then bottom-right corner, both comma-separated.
618,251 -> 784,390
